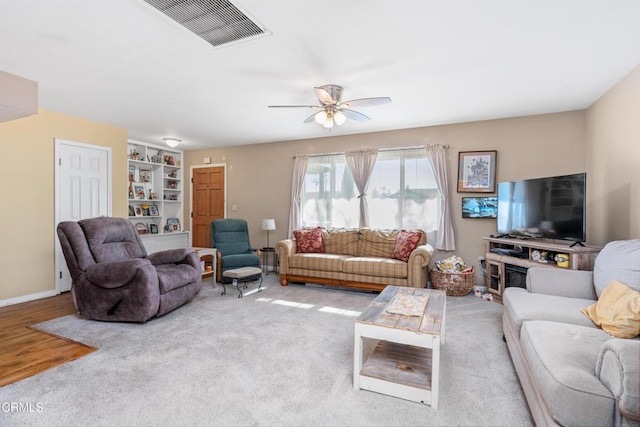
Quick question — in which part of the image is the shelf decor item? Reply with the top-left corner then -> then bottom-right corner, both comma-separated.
148,205 -> 159,216
133,183 -> 147,200
163,154 -> 175,166
457,150 -> 497,193
139,169 -> 151,183
135,222 -> 148,234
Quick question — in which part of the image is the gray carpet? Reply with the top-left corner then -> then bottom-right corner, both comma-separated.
0,275 -> 533,426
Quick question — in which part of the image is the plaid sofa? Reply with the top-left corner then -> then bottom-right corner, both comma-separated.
275,228 -> 434,292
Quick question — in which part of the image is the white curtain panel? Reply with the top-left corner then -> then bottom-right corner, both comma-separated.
345,149 -> 378,228
425,145 -> 456,250
288,154 -> 309,237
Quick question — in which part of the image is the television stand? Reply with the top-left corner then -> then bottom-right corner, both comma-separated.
482,237 -> 601,300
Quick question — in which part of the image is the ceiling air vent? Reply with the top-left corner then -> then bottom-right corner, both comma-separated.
144,0 -> 269,48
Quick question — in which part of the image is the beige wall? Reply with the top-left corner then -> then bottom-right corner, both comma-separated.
5,64 -> 636,303
585,64 -> 640,245
0,109 -> 128,302
184,111 -> 586,285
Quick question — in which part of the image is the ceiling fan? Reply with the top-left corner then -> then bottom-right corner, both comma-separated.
268,84 -> 391,129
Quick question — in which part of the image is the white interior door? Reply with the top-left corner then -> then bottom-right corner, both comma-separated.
55,139 -> 111,292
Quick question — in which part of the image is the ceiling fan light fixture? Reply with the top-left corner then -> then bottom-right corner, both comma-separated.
314,110 -> 328,124
333,110 -> 346,126
163,137 -> 181,148
323,113 -> 334,129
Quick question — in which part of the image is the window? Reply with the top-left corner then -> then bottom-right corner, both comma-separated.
301,154 -> 358,228
300,149 -> 440,232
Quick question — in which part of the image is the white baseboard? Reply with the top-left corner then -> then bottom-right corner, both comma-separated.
0,289 -> 59,308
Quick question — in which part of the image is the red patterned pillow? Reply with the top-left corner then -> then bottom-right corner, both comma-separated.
293,227 -> 325,253
392,230 -> 424,262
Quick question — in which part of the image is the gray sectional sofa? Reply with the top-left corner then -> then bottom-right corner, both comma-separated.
503,239 -> 640,427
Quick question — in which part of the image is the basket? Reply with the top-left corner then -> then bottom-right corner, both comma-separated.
430,269 -> 475,296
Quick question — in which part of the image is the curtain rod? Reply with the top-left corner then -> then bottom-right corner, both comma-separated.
293,144 -> 449,159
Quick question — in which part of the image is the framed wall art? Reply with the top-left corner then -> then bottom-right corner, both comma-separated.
457,150 -> 497,193
462,196 -> 498,218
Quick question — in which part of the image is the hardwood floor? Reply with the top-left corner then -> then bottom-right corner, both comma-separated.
0,293 -> 96,387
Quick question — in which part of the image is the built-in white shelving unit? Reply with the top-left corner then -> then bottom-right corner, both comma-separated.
127,140 -> 189,253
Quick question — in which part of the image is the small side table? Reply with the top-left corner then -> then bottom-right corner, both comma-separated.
261,247 -> 278,275
193,247 -> 216,285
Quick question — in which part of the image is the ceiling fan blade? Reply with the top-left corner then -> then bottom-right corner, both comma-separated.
303,112 -> 320,123
340,108 -> 370,122
340,97 -> 391,108
268,105 -> 321,108
314,87 -> 334,105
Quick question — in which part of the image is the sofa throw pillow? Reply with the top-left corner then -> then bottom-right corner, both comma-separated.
293,227 -> 325,253
581,280 -> 640,339
392,230 -> 423,262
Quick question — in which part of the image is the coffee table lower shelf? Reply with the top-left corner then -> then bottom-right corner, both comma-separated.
358,340 -> 434,405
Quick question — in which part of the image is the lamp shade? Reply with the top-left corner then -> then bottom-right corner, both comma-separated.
261,219 -> 276,231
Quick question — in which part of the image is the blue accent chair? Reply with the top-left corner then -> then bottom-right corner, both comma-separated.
211,219 -> 261,283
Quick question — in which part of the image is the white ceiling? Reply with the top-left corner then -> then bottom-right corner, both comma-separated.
1,0 -> 640,150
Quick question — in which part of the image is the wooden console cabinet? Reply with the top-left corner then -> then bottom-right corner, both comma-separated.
482,237 -> 601,299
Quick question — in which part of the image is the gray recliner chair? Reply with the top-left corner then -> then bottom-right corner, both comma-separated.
57,217 -> 202,322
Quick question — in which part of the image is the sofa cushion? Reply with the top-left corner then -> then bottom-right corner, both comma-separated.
155,264 -> 200,293
322,228 -> 359,256
520,321 -> 615,427
582,280 -> 640,339
593,239 -> 640,297
392,230 -> 424,262
288,253 -> 350,272
358,229 -> 400,258
294,227 -> 325,253
503,287 -> 596,339
342,257 -> 407,279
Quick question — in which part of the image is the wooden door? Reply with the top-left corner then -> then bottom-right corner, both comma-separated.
192,166 -> 225,248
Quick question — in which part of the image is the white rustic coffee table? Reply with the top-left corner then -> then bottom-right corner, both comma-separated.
353,286 -> 447,408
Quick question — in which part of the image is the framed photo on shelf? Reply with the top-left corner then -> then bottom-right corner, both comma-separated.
149,223 -> 159,234
166,217 -> 180,232
462,196 -> 498,219
133,183 -> 147,200
148,205 -> 159,216
139,169 -> 151,183
457,150 -> 497,193
134,206 -> 143,216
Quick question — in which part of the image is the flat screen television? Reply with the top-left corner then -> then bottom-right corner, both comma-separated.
497,173 -> 586,243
